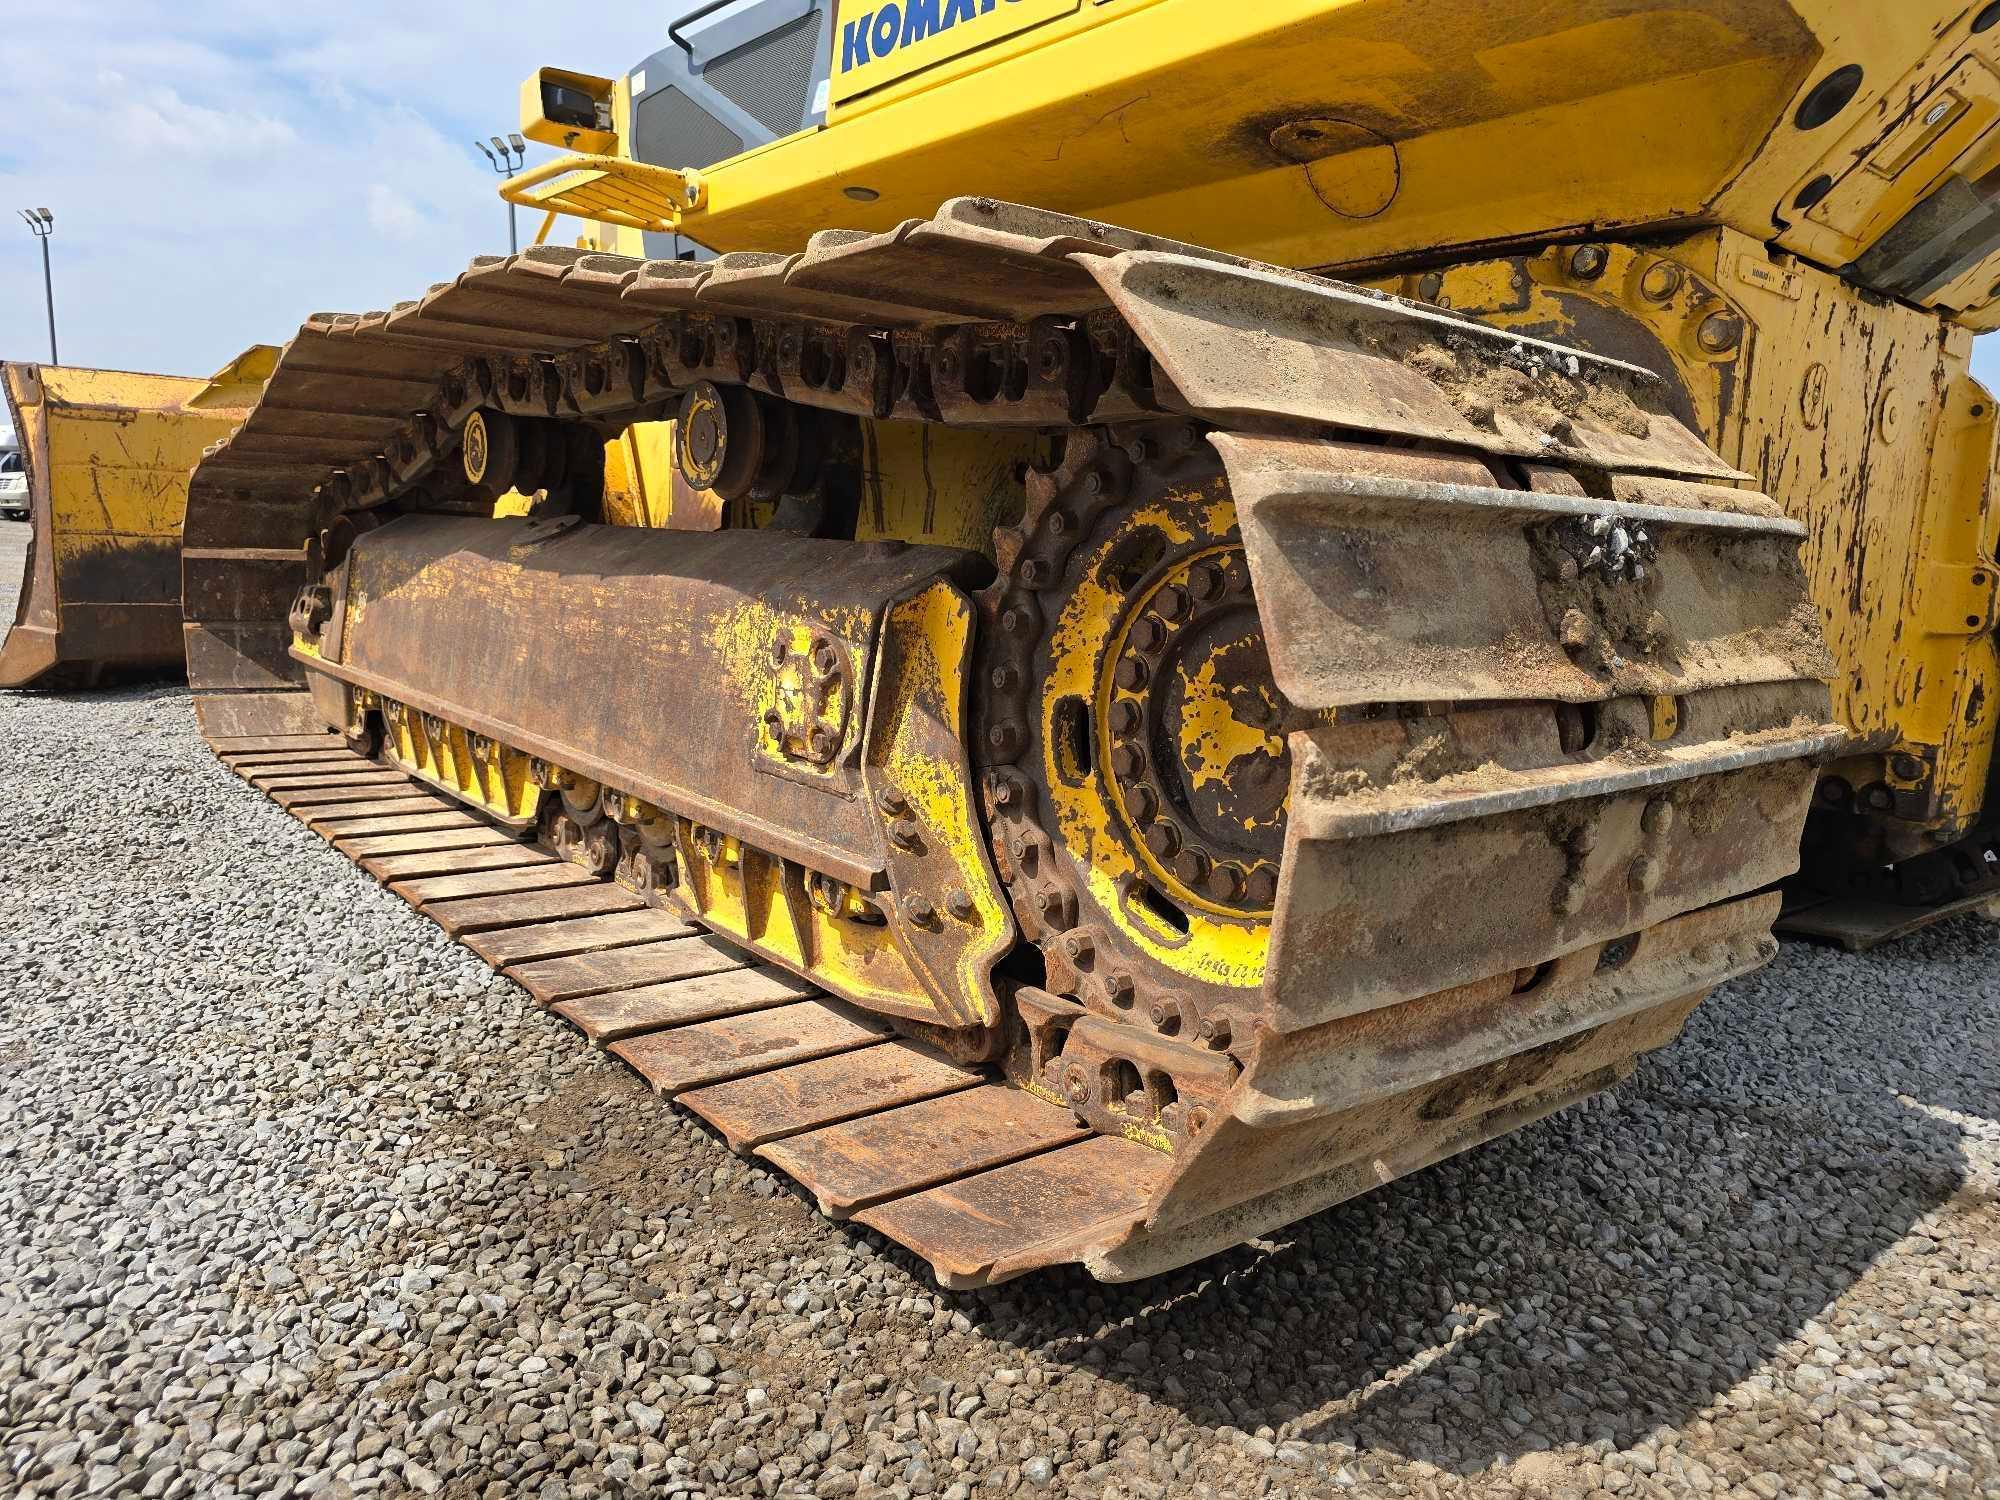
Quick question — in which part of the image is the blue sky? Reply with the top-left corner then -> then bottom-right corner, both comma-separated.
3,6 -> 1997,399
0,5 -> 670,378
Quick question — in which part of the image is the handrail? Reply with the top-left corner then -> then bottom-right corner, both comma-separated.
498,154 -> 707,236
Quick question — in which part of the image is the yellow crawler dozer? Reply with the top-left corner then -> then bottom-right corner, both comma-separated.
174,1 -> 1987,1282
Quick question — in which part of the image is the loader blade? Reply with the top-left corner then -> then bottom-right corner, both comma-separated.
0,352 -> 272,689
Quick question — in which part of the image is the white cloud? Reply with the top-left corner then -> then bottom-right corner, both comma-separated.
107,84 -> 301,159
0,6 -> 670,375
365,184 -> 429,241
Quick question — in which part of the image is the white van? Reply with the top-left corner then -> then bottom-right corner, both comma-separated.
0,443 -> 25,521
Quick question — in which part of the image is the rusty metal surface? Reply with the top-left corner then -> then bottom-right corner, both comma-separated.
272,783 -> 420,810
1079,253 -> 1736,478
359,843 -> 553,883
1774,889 -> 2000,952
608,1000 -> 890,1096
679,1041 -> 981,1153
1217,432 -> 1834,708
296,794 -> 446,825
1136,899 -> 1773,1247
398,863 -> 598,910
548,965 -> 817,1044
222,746 -> 362,769
426,882 -> 646,937
193,690 -> 326,740
856,1135 -> 1171,1290
461,907 -> 701,968
209,733 -> 349,753
337,827 -> 520,860
254,776 -> 418,800
309,808 -> 475,840
505,935 -> 756,1007
758,1084 -> 1091,1217
329,512 -> 982,891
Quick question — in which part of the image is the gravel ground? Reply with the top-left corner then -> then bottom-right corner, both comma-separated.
0,665 -> 1995,1500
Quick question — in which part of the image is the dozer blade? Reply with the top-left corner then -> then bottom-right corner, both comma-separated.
0,351 -> 274,689
179,200 -> 1840,1286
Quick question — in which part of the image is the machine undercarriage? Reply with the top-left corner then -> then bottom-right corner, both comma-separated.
180,202 -> 1836,1283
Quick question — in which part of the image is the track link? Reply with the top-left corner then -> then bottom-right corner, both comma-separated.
212,733 -> 1168,1288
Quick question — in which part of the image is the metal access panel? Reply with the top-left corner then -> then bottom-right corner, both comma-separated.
633,1 -> 835,259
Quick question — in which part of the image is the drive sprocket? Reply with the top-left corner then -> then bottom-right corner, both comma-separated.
979,424 -> 1290,1052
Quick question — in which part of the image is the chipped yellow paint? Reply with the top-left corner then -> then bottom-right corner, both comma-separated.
671,815 -> 948,1024
380,701 -> 541,825
1040,479 -> 1267,990
871,581 -> 1013,1028
1177,645 -> 1284,805
856,420 -> 1037,551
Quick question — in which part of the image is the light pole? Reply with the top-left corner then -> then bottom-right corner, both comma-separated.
18,208 -> 55,363
475,135 -> 528,254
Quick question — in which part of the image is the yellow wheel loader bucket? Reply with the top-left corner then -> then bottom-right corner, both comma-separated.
0,349 -> 274,689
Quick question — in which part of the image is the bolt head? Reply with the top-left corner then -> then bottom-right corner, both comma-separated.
1641,797 -> 1675,837
1114,656 -> 1150,692
1062,931 -> 1094,963
1145,822 -> 1181,859
1554,876 -> 1587,917
1696,312 -> 1744,355
1206,863 -> 1244,902
1172,847 -> 1210,885
1102,973 -> 1135,1008
1154,585 -> 1191,622
1110,743 -> 1145,781
1569,245 -> 1609,280
1640,262 -> 1684,302
1245,866 -> 1279,906
945,888 -> 976,921
1188,562 -> 1222,602
1110,699 -> 1143,736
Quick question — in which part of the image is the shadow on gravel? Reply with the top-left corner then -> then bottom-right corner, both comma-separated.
927,920 -> 1995,1475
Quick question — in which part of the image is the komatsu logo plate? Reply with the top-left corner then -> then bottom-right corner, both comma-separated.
829,0 -> 1080,106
